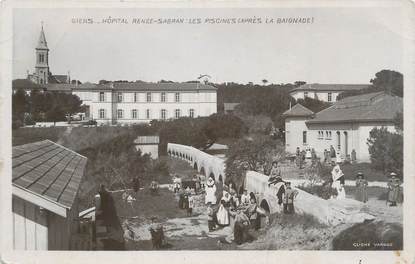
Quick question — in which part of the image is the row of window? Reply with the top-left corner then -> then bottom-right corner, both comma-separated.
99,92 -> 181,103
317,130 -> 333,139
38,54 -> 47,64
303,92 -> 333,102
98,108 -> 195,119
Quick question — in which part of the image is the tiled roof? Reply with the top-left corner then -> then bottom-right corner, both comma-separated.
12,79 -> 45,90
12,140 -> 87,209
72,82 -> 217,91
49,74 -> 70,84
45,83 -> 76,92
282,104 -> 314,117
306,92 -> 402,124
290,83 -> 370,93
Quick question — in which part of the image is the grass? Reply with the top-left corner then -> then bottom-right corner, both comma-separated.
12,127 -> 66,146
341,162 -> 388,182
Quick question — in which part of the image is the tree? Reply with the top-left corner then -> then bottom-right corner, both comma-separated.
393,112 -> 403,132
370,70 -> 403,97
262,79 -> 268,86
225,136 -> 285,187
46,105 -> 66,126
12,89 -> 29,123
337,69 -> 403,100
296,97 -> 331,113
294,81 -> 306,87
367,127 -> 403,175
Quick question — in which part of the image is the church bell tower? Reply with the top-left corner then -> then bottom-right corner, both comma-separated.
35,22 -> 49,84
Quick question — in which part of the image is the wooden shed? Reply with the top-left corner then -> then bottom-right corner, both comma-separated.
12,140 -> 88,250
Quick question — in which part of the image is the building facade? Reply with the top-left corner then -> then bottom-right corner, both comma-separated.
289,83 -> 370,103
72,82 -> 217,124
284,92 -> 402,162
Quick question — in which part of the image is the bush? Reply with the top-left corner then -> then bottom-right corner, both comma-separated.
297,183 -> 337,200
12,119 -> 23,130
24,114 -> 36,126
367,127 -> 403,175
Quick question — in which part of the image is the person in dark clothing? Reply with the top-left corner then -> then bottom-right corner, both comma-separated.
132,176 -> 140,193
233,210 -> 250,245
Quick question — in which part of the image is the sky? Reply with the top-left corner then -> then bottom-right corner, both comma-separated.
13,7 -> 404,84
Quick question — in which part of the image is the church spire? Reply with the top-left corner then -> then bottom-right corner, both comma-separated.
36,21 -> 48,50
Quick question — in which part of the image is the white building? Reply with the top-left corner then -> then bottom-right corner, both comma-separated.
134,136 -> 160,159
283,92 -> 402,162
72,82 -> 217,124
289,83 -> 370,103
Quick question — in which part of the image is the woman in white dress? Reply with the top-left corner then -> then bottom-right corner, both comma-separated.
216,200 -> 230,226
331,162 -> 346,199
205,176 -> 217,204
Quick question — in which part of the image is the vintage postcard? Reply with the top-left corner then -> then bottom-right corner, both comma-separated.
0,0 -> 414,263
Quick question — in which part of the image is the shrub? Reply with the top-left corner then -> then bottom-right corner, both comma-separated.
367,127 -> 403,175
297,183 -> 337,200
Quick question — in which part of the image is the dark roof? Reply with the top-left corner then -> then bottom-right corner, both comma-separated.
12,140 -> 87,209
12,79 -> 45,90
72,82 -> 217,91
282,104 -> 314,117
306,92 -> 402,124
44,83 -> 75,92
290,83 -> 370,93
49,74 -> 70,84
224,103 -> 240,112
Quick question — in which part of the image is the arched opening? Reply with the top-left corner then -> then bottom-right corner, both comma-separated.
193,163 -> 198,171
218,175 -> 223,183
200,167 -> 206,176
209,172 -> 215,180
167,150 -> 171,156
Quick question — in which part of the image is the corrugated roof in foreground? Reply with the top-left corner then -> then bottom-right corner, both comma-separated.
12,140 -> 87,209
306,92 -> 403,124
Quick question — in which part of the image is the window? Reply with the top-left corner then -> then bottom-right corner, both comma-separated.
303,131 -> 307,144
161,109 -> 167,120
328,92 -> 332,102
117,92 -> 123,103
304,91 -> 308,98
318,131 -> 323,139
134,92 -> 138,102
147,92 -> 152,102
146,109 -> 151,119
161,92 -> 166,102
99,109 -> 105,119
39,54 -> 44,63
175,109 -> 181,119
132,109 -> 138,119
117,109 -> 123,119
99,92 -> 105,102
189,109 -> 195,118
175,92 -> 180,102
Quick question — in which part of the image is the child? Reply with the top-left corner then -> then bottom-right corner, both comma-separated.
207,202 -> 215,231
283,182 -> 298,214
187,194 -> 194,216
